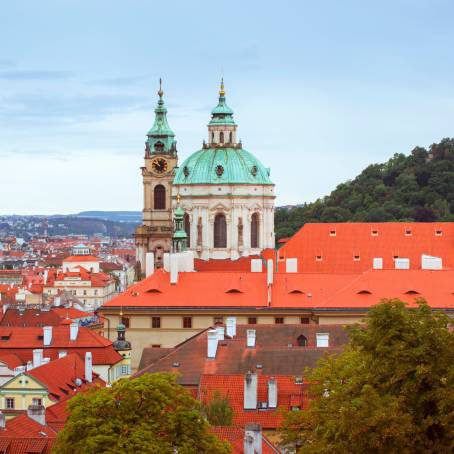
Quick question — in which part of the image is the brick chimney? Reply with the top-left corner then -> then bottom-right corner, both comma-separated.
226,316 -> 236,337
244,423 -> 262,454
33,349 -> 43,368
244,372 -> 258,410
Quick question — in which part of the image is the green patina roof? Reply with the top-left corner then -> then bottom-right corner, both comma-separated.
146,83 -> 177,154
173,147 -> 273,185
209,79 -> 236,126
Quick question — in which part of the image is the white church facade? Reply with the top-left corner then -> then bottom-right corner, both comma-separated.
135,80 -> 275,270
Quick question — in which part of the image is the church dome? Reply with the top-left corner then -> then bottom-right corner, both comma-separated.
173,147 -> 273,185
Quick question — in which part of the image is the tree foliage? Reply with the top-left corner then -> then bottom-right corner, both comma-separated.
53,373 -> 231,454
275,138 -> 454,240
280,300 -> 454,454
201,390 -> 233,426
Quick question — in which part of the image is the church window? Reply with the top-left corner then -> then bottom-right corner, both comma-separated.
211,132 -> 215,142
183,166 -> 189,177
297,334 -> 308,346
184,213 -> 191,247
154,185 -> 166,210
219,131 -> 224,143
251,165 -> 258,176
229,132 -> 233,143
215,165 -> 224,176
214,213 -> 227,248
154,141 -> 164,152
251,213 -> 259,248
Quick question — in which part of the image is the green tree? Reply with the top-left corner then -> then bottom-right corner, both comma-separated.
53,373 -> 231,454
280,300 -> 454,454
201,390 -> 233,426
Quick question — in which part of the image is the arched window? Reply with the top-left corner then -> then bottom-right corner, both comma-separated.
251,213 -> 259,248
214,214 -> 227,248
219,131 -> 224,144
229,132 -> 233,143
184,213 -> 191,248
154,185 -> 166,210
297,334 -> 308,347
211,132 -> 215,143
154,141 -> 164,152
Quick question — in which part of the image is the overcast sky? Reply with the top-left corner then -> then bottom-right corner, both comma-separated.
1,0 -> 453,215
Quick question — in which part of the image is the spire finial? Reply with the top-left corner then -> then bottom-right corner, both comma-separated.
219,77 -> 225,97
158,78 -> 164,100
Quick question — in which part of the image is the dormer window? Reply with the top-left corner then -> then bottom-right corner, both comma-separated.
435,229 -> 443,236
329,229 -> 336,236
316,255 -> 323,261
353,254 -> 360,261
405,228 -> 412,236
371,228 -> 378,236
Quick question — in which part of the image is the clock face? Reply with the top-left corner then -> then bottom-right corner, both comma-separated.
152,158 -> 168,174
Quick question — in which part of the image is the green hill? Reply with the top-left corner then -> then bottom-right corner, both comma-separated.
275,138 -> 454,240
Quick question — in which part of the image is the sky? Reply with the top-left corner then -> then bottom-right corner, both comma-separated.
1,0 -> 453,215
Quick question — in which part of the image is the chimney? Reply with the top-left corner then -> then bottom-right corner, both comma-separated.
27,404 -> 46,426
215,326 -> 225,341
268,377 -> 278,408
43,326 -> 52,346
145,252 -> 155,277
244,423 -> 262,454
372,257 -> 383,269
0,412 -> 5,430
70,322 -> 79,341
207,329 -> 218,359
285,258 -> 298,273
246,329 -> 256,348
244,372 -> 258,410
33,349 -> 43,368
85,351 -> 93,383
170,254 -> 178,285
226,316 -> 236,338
266,259 -> 273,285
43,270 -> 48,285
251,259 -> 263,273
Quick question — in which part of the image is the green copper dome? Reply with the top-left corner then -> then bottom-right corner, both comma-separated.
174,147 -> 273,185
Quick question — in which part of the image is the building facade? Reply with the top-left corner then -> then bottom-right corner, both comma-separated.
135,81 -> 275,271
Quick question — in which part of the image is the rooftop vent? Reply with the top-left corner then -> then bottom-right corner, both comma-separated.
172,362 -> 180,368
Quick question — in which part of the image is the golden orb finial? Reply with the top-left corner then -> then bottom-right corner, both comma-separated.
176,193 -> 181,204
158,78 -> 164,99
219,77 -> 225,97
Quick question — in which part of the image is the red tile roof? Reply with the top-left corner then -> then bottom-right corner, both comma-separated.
278,222 -> 453,272
212,426 -> 279,453
199,374 -> 308,429
0,326 -> 122,366
28,353 -> 105,402
63,255 -> 101,262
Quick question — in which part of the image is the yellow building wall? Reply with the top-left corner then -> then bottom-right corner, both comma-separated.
0,374 -> 51,411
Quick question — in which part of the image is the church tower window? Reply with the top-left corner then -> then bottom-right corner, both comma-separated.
154,185 -> 166,210
229,132 -> 233,143
214,214 -> 227,248
184,213 -> 191,248
154,141 -> 164,152
211,132 -> 215,142
251,212 -> 260,248
219,131 -> 224,144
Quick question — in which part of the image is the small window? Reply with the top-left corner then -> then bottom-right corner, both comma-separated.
315,255 -> 323,261
121,317 -> 130,328
94,290 -> 98,296
213,316 -> 223,325
316,333 -> 329,347
329,229 -> 336,236
297,334 -> 308,346
154,184 -> 166,210
6,398 -> 14,409
229,131 -> 233,143
275,317 -> 284,324
151,344 -> 161,348
291,406 -> 301,411
405,228 -> 412,236
183,317 -> 192,328
371,229 -> 378,236
211,132 -> 215,142
32,398 -> 42,406
120,365 -> 130,375
83,290 -> 87,296
151,317 -> 161,329
300,317 -> 310,324
435,229 -> 442,236
353,254 -> 360,261
247,317 -> 257,325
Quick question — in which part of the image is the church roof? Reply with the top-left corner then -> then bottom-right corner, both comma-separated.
173,148 -> 273,185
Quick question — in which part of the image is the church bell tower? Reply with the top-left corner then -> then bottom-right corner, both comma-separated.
135,80 -> 178,275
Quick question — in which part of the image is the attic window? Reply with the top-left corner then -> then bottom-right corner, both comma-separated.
357,290 -> 372,295
289,289 -> 304,294
329,229 -> 336,236
393,255 -> 399,259
405,290 -> 420,295
172,362 -> 180,368
146,288 -> 162,294
1,335 -> 10,341
405,228 -> 412,236
435,229 -> 443,236
315,255 -> 323,261
226,288 -> 242,294
353,254 -> 360,261
371,229 -> 379,236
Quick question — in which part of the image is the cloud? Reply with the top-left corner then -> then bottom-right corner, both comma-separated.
0,69 -> 72,80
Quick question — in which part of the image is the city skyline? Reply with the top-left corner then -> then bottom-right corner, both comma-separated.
1,0 -> 454,214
